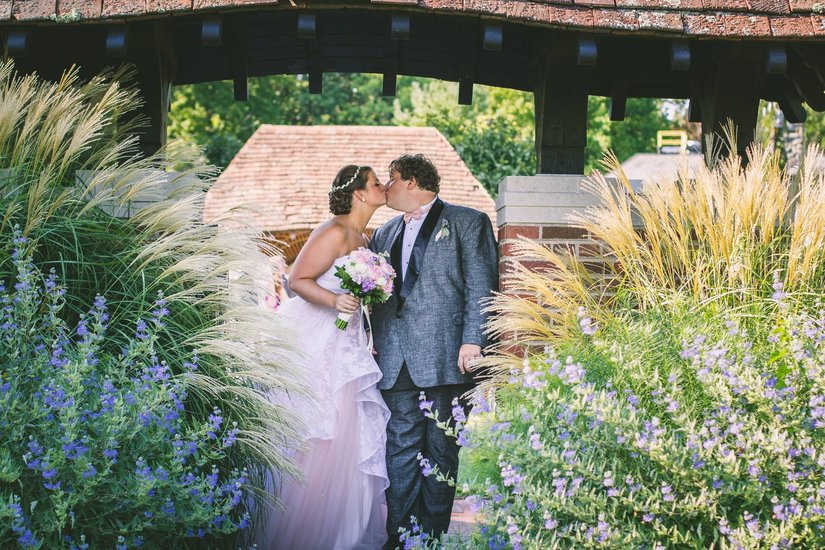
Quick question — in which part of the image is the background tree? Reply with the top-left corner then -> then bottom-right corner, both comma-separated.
170,75 -> 690,195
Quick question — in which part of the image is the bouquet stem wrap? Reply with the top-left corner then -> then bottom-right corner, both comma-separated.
334,305 -> 374,350
335,311 -> 353,330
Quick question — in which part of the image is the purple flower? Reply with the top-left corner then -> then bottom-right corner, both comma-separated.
18,529 -> 38,548
417,454 -> 433,477
418,391 -> 433,412
451,398 -> 466,423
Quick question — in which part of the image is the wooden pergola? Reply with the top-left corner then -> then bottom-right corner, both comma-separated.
5,0 -> 825,173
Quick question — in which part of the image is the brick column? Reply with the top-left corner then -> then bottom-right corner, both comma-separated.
496,175 -> 641,296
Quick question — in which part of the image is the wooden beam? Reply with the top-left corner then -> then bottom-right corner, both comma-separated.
483,24 -> 502,51
786,52 -> 825,111
771,76 -> 808,123
688,98 -> 701,123
535,60 -> 590,174
232,22 -> 248,101
202,16 -> 222,47
297,14 -> 316,39
610,78 -> 628,122
765,46 -> 787,75
133,26 -> 176,157
7,29 -> 29,57
577,39 -> 597,66
383,32 -> 399,97
778,91 -> 807,124
458,26 -> 477,105
671,41 -> 690,71
106,26 -> 128,58
698,53 -> 761,160
391,15 -> 410,40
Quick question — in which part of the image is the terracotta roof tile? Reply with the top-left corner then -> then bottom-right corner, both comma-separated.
146,0 -> 191,13
636,9 -> 686,30
813,14 -> 825,35
204,125 -> 498,232
615,0 -> 701,8
769,12 -> 815,33
723,11 -> 773,32
101,0 -> 145,16
701,0 -> 749,10
592,7 -> 641,29
58,0 -> 101,17
12,0 -> 55,20
747,0 -> 790,13
9,0 -> 825,39
545,4 -> 595,26
789,0 -> 816,10
683,11 -> 729,32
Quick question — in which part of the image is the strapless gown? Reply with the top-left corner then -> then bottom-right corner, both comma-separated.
259,256 -> 390,549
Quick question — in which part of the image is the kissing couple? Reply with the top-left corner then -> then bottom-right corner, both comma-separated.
258,154 -> 498,549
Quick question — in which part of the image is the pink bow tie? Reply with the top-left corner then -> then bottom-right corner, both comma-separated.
403,205 -> 430,223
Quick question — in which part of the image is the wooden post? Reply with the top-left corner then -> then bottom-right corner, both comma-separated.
131,25 -> 176,157
534,59 -> 590,174
698,52 -> 760,160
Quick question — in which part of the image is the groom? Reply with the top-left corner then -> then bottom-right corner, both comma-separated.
369,154 -> 498,548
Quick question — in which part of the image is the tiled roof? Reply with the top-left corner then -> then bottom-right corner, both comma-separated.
8,0 -> 825,39
617,152 -> 705,181
203,125 -> 497,232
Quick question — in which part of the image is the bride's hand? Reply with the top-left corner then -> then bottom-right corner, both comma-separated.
334,293 -> 360,314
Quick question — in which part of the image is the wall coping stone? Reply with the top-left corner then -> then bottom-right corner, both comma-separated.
496,174 -> 644,227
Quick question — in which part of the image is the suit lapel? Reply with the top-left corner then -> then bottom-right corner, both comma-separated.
399,198 -> 444,302
388,218 -> 405,302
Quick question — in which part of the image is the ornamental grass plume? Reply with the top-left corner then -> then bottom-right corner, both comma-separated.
455,139 -> 825,548
0,61 -> 306,546
480,136 -> 825,388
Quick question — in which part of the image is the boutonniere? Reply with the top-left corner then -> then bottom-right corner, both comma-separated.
435,219 -> 450,241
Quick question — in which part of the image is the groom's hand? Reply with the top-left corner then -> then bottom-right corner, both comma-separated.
458,344 -> 482,374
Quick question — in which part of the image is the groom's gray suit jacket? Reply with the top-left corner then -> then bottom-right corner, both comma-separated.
369,198 -> 498,390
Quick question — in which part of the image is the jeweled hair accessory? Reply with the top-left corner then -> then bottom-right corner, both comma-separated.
331,166 -> 362,193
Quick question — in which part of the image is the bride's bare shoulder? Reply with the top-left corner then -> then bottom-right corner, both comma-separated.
304,219 -> 348,250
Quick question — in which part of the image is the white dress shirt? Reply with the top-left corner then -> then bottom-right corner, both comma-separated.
401,196 -> 438,280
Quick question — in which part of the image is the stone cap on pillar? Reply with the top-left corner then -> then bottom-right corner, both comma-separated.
496,174 -> 643,228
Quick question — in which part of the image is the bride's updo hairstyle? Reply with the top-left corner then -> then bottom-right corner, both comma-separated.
329,164 -> 373,215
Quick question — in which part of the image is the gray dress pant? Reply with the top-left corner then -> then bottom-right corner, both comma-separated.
381,364 -> 472,549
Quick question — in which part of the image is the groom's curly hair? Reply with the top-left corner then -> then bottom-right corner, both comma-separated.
389,154 -> 440,193
329,164 -> 373,215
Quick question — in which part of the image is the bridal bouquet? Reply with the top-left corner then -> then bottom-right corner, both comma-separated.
334,247 -> 396,330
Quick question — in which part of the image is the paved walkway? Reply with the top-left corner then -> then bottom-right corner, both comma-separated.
444,498 -> 478,547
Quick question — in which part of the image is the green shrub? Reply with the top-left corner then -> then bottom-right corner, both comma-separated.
1,237 -> 250,547
0,61 -> 306,547
461,141 -> 825,548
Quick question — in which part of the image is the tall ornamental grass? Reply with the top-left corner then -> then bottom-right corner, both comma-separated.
458,142 -> 825,548
0,62 -> 306,547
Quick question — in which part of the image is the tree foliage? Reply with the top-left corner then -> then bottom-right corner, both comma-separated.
170,74 -> 680,195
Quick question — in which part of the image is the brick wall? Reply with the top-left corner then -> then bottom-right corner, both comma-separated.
495,174 -> 641,297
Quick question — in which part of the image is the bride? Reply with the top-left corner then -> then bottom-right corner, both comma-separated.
259,165 -> 391,549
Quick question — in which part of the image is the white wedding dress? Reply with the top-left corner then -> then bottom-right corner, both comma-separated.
259,255 -> 390,550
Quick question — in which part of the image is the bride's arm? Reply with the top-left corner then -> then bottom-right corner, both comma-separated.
288,223 -> 360,314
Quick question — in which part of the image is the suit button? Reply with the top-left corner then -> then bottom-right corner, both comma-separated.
396,312 -> 402,319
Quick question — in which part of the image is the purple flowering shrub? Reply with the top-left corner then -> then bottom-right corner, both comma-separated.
453,295 -> 825,549
0,240 -> 250,548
